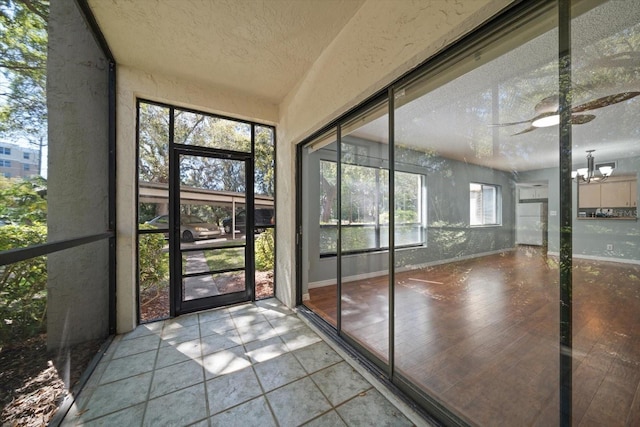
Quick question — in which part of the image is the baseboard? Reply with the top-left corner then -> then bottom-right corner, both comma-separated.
308,269 -> 389,289
547,251 -> 640,266
307,248 -> 517,289
396,248 -> 516,273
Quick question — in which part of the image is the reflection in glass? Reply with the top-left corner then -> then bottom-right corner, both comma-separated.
302,130 -> 338,327
340,102 -> 390,363
391,5 -> 560,422
570,1 -> 640,425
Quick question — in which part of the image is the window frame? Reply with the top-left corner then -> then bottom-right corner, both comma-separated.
319,159 -> 426,256
469,182 -> 502,227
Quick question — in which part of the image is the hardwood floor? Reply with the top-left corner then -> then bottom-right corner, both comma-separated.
305,247 -> 640,426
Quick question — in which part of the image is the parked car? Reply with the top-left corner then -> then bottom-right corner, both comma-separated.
222,208 -> 274,234
145,214 -> 221,242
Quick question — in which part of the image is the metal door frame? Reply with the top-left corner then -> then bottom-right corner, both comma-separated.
170,145 -> 255,316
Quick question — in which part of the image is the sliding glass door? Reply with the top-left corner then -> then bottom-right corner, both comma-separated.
299,1 -> 640,425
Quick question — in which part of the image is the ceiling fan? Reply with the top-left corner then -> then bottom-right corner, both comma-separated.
490,91 -> 640,135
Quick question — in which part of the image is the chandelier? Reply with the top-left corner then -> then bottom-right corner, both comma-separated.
572,150 -> 614,184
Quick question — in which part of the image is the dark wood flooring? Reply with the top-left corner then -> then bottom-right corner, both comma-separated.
305,247 -> 640,426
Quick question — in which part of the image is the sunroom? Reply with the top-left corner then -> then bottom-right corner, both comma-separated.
3,0 -> 639,425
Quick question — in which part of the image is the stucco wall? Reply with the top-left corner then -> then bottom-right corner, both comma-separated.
47,0 -> 110,349
115,66 -> 278,333
275,0 -> 513,305
114,0 -> 515,329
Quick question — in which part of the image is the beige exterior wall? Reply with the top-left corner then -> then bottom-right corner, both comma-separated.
115,66 -> 278,333
274,0 -> 513,306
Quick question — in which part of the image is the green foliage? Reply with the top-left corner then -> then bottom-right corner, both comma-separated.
204,247 -> 244,271
138,225 -> 169,296
255,228 -> 274,271
0,175 -> 47,225
0,0 -> 48,140
0,223 -> 47,348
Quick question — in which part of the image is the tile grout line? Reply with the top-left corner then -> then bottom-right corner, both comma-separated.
198,311 -> 213,427
139,318 -> 166,427
236,304 -> 282,426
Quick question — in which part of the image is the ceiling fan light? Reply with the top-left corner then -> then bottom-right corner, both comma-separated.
599,166 -> 613,177
531,113 -> 560,128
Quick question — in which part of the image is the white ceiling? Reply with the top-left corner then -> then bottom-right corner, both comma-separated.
89,0 -> 639,174
87,0 -> 365,103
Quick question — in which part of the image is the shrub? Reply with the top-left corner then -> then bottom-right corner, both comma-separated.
0,224 -> 48,348
138,225 -> 169,296
255,228 -> 274,271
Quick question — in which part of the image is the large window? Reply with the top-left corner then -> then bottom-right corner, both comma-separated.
469,183 -> 501,226
318,160 -> 424,254
136,100 -> 276,322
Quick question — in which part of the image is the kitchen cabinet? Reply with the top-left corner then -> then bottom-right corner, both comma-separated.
578,176 -> 638,208
578,183 -> 601,208
520,186 -> 548,200
601,181 -> 632,207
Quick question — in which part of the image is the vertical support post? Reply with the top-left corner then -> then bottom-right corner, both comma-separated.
108,60 -> 117,334
388,87 -> 396,380
336,126 -> 342,334
168,108 -> 178,317
558,1 -> 573,425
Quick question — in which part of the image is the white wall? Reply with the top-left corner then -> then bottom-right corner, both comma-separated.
115,0 -> 514,331
275,0 -> 513,306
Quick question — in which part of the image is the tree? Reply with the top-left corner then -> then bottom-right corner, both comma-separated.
0,0 -> 48,175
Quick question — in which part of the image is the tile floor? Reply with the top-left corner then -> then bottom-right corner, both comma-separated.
61,298 -> 428,426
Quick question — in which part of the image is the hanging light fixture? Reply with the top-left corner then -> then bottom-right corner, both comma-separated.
571,150 -> 614,183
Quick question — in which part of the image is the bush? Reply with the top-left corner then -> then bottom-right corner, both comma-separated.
0,224 -> 48,348
255,228 -> 274,271
138,225 -> 169,296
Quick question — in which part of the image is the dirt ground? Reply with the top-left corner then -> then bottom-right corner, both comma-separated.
1,273 -> 275,426
0,335 -> 103,426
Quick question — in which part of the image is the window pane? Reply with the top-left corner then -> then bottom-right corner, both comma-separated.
302,130 -> 338,327
341,102 -> 390,363
394,5 -> 558,424
571,1 -> 640,425
255,125 -> 275,299
174,109 -> 251,152
137,102 -> 170,320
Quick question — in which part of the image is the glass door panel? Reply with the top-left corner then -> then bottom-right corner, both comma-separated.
177,153 -> 251,311
301,130 -> 339,327
393,6 -> 559,425
340,102 -> 390,365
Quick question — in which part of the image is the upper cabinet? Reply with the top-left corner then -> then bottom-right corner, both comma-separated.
519,186 -> 548,201
578,176 -> 638,208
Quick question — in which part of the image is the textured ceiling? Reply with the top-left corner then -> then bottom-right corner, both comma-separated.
87,0 -> 366,103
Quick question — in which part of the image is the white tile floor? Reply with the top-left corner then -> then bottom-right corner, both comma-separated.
61,298 -> 427,427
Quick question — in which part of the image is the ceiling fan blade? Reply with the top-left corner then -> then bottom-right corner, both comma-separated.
572,91 -> 640,113
569,114 -> 596,125
513,126 -> 536,136
488,119 -> 532,127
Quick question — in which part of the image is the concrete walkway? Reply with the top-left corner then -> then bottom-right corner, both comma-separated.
183,251 -> 220,300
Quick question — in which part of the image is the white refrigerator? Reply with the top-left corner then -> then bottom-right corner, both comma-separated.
516,202 -> 546,246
